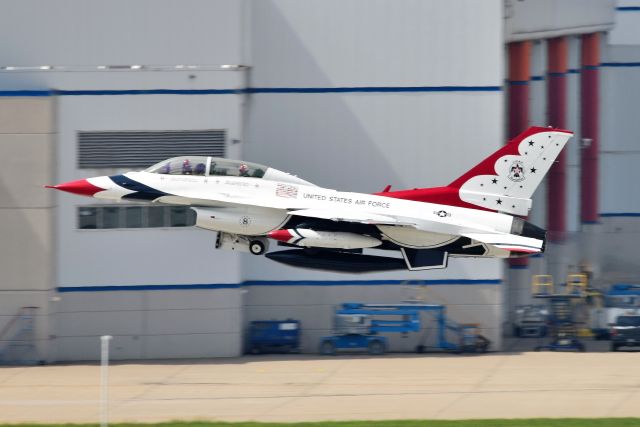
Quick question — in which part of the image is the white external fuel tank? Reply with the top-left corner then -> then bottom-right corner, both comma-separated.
268,228 -> 381,249
192,207 -> 289,235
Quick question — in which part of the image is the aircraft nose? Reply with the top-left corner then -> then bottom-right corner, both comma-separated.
46,179 -> 106,197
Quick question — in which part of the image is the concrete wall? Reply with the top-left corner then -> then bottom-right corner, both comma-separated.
0,98 -> 55,363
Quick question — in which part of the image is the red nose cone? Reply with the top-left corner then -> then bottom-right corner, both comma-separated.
46,179 -> 105,197
267,229 -> 294,242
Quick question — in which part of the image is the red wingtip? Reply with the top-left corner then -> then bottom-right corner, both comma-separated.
47,179 -> 105,197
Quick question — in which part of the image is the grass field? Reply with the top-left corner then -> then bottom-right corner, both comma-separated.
4,420 -> 640,427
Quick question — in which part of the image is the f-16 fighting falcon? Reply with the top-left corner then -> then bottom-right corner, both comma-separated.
48,127 -> 573,273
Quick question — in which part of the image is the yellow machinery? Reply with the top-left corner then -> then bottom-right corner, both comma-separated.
531,273 -> 593,339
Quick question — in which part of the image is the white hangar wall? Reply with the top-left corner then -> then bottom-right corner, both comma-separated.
0,0 -> 246,67
53,93 -> 245,360
243,0 -> 505,351
55,94 -> 245,288
5,0 -> 615,359
0,0 -> 250,361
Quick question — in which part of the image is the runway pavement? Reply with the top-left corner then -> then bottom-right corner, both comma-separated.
1,341 -> 639,423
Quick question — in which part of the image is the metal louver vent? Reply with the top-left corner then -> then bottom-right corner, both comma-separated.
78,129 -> 226,168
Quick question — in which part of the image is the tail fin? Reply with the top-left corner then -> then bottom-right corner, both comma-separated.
448,127 -> 573,215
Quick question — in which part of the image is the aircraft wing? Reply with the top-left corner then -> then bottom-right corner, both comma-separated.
461,232 -> 543,253
288,208 -> 417,226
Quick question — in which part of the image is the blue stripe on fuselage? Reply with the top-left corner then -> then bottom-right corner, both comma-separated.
110,174 -> 169,200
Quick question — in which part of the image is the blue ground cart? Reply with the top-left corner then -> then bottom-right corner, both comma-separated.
319,302 -> 489,355
248,319 -> 300,354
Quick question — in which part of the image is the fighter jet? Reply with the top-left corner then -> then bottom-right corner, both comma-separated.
48,126 -> 572,273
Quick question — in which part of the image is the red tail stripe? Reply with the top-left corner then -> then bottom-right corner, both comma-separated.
376,126 -> 572,210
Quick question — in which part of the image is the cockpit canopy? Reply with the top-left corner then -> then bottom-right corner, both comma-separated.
144,156 -> 315,186
145,156 -> 266,178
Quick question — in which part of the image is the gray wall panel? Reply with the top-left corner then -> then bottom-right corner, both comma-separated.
0,135 -> 53,209
610,6 -> 640,45
56,311 -> 144,337
52,289 -> 244,360
0,292 -> 52,315
145,289 -> 242,310
144,332 -> 241,358
505,0 -> 614,41
601,50 -> 640,213
0,209 -> 54,291
251,0 -> 502,87
0,0 -> 244,67
599,217 -> 640,283
145,308 -> 241,335
246,93 -> 503,196
0,98 -> 52,133
55,335 -> 143,361
56,292 -> 145,312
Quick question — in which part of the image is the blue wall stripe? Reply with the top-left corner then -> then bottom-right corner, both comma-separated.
54,89 -> 239,96
243,279 -> 502,287
600,212 -> 640,218
601,62 -> 640,68
508,80 -> 529,86
0,85 -> 502,97
247,86 -> 501,93
57,278 -> 502,292
0,90 -> 52,97
508,265 -> 529,270
617,6 -> 640,11
530,75 -> 545,81
58,284 -> 241,292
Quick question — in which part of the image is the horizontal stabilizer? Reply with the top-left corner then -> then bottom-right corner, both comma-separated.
462,232 -> 543,254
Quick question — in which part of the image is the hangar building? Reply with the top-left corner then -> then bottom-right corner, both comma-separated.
0,0 -> 637,361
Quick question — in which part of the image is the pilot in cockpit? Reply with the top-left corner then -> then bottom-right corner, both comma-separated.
194,163 -> 206,175
182,159 -> 193,175
159,162 -> 171,174
238,163 -> 250,177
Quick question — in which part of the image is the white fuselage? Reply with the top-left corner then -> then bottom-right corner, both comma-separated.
91,171 -> 516,255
